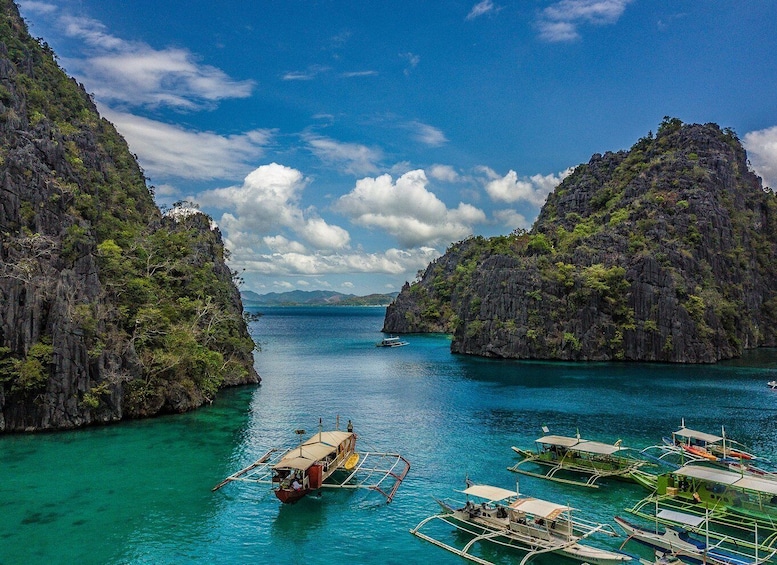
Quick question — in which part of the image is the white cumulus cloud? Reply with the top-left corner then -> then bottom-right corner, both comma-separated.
198,163 -> 350,253
537,0 -> 632,42
334,169 -> 486,247
494,209 -> 532,231
481,167 -> 572,206
744,125 -> 777,190
428,164 -> 461,182
228,244 -> 441,281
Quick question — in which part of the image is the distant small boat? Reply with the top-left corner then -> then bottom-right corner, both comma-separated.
376,336 -> 408,348
768,380 -> 777,390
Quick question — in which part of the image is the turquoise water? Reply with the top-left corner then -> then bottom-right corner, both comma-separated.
3,306 -> 777,565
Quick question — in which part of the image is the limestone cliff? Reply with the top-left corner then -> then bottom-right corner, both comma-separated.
384,118 -> 777,363
0,0 -> 258,431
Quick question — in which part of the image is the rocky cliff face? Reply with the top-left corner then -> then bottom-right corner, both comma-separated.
384,119 -> 777,363
0,0 -> 258,432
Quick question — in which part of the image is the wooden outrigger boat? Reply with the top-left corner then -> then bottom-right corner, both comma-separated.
212,418 -> 410,504
615,514 -> 775,565
509,430 -> 648,488
410,481 -> 631,564
628,462 -> 777,541
376,335 -> 409,347
639,421 -> 775,479
668,421 -> 759,461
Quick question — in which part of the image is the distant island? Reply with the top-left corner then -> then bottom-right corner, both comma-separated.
241,290 -> 399,307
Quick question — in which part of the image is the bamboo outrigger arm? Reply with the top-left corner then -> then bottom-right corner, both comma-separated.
323,451 -> 411,503
211,448 -> 278,491
410,517 -> 494,565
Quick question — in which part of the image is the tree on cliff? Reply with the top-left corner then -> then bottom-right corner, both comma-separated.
0,0 -> 259,432
384,118 -> 777,363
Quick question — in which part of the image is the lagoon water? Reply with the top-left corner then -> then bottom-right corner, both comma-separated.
3,306 -> 777,564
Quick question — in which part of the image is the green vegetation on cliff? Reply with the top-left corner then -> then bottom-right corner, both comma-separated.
384,118 -> 777,363
0,0 -> 258,431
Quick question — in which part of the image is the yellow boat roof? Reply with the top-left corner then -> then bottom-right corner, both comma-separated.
273,430 -> 354,471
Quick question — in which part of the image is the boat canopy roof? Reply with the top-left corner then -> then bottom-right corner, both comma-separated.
536,435 -> 626,455
677,464 -> 777,495
301,430 -> 352,448
656,509 -> 706,528
536,435 -> 580,447
510,497 -> 572,520
461,484 -> 516,502
274,455 -> 318,472
674,426 -> 723,444
273,430 -> 354,471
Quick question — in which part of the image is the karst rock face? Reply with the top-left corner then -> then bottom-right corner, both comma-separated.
0,0 -> 258,432
384,119 -> 777,363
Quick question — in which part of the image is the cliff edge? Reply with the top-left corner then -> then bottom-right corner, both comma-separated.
0,0 -> 259,432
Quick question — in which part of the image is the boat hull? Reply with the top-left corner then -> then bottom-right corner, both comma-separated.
559,544 -> 631,564
274,487 -> 309,503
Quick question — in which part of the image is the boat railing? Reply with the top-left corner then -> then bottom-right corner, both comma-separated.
570,515 -> 620,538
627,492 -> 777,555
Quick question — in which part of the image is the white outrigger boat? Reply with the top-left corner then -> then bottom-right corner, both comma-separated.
213,418 -> 410,504
628,462 -> 777,532
615,514 -> 774,565
410,482 -> 632,564
376,335 -> 409,347
509,430 -> 648,488
640,420 -> 768,472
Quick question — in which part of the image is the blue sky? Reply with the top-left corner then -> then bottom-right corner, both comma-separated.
17,0 -> 777,296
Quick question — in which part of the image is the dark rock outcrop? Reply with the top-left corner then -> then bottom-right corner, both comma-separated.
0,0 -> 258,432
384,119 -> 777,363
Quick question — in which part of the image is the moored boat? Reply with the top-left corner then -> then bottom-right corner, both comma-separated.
509,429 -> 648,488
376,335 -> 409,347
615,514 -> 772,565
270,427 -> 357,503
638,420 -> 774,479
212,418 -> 410,504
627,461 -> 777,545
411,481 -> 631,564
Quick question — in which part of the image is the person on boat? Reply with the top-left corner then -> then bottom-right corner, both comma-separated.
292,477 -> 302,491
347,420 -> 353,433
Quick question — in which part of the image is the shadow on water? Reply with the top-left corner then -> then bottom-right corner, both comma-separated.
272,495 -> 328,539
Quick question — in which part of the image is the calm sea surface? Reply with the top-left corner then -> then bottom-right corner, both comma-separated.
3,306 -> 777,565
